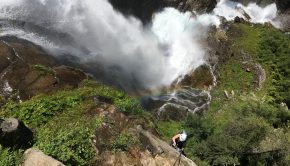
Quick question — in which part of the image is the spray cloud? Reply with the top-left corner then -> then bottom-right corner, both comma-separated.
0,0 -> 279,93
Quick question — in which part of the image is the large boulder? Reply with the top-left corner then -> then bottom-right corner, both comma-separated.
0,118 -> 33,148
178,65 -> 215,89
91,102 -> 196,166
94,125 -> 197,166
21,148 -> 64,166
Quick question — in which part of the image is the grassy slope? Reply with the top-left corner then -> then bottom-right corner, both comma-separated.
0,79 -> 144,166
157,23 -> 290,166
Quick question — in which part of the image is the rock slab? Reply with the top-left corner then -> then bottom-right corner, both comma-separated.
21,148 -> 64,166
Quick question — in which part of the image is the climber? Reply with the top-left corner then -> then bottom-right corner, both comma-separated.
170,130 -> 187,156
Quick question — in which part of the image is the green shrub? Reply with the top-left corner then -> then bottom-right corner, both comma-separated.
80,79 -> 144,115
110,132 -> 139,152
185,99 -> 290,165
0,146 -> 23,166
1,90 -> 86,127
157,120 -> 183,141
1,80 -> 144,127
35,124 -> 95,166
31,64 -> 55,75
234,23 -> 290,106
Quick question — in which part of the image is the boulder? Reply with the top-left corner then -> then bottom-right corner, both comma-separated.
137,125 -> 197,166
0,118 -> 33,148
95,125 -> 197,166
21,148 -> 64,166
178,65 -> 215,90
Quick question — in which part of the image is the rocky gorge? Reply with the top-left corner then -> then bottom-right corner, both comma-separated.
0,0 -> 290,166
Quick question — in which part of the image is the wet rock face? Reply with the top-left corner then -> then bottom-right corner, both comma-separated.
0,36 -> 88,103
0,118 -> 33,148
232,0 -> 290,12
164,0 -> 217,13
276,0 -> 290,12
109,0 -> 165,23
108,0 -> 217,24
142,64 -> 214,120
179,65 -> 214,89
278,10 -> 290,31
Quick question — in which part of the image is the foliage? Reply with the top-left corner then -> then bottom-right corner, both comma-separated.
31,64 -> 55,75
33,99 -> 102,165
184,100 -> 290,165
157,120 -> 183,141
234,23 -> 290,106
257,28 -> 290,105
35,125 -> 95,166
1,79 -> 144,128
1,90 -> 86,128
80,79 -> 144,115
156,23 -> 290,166
110,132 -> 139,152
218,59 -> 254,92
0,146 -> 23,166
0,79 -> 144,165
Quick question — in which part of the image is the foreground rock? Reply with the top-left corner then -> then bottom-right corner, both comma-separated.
96,126 -> 196,166
0,118 -> 33,148
21,148 -> 64,166
91,103 -> 196,166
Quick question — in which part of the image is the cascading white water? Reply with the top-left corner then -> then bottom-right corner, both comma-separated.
0,0 -> 280,93
0,0 -> 211,92
214,0 -> 280,28
0,0 -> 280,113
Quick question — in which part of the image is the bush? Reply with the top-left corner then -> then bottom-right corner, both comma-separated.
35,124 -> 95,166
0,146 -> 23,166
110,132 -> 139,152
185,100 -> 290,165
1,90 -> 87,127
1,80 -> 144,127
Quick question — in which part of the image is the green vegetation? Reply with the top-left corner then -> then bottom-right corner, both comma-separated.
31,64 -> 55,75
0,22 -> 289,166
157,23 -> 290,166
157,120 -> 183,141
234,23 -> 290,105
110,132 -> 139,152
0,79 -> 144,165
0,146 -> 23,166
186,101 -> 290,165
